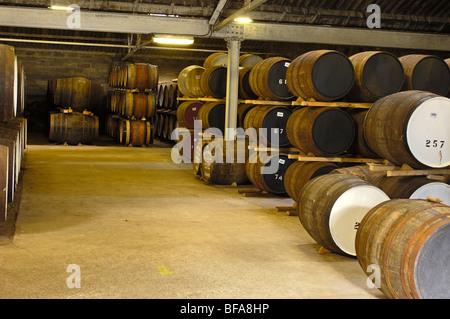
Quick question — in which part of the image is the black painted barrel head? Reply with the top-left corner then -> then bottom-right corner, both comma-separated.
411,57 -> 450,96
241,70 -> 258,99
208,67 -> 227,98
362,52 -> 404,99
207,103 -> 225,134
312,109 -> 355,155
266,60 -> 295,100
262,155 -> 295,194
261,107 -> 293,147
312,51 -> 355,100
416,223 -> 450,299
238,104 -> 257,128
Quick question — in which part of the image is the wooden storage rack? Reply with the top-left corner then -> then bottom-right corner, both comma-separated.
179,96 -> 450,213
177,96 -> 373,109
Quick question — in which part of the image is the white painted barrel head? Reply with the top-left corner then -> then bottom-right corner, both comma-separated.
210,54 -> 228,67
410,182 -> 450,206
240,54 -> 263,68
329,185 -> 390,256
406,96 -> 450,168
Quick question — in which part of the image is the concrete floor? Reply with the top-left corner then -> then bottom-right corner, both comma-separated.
0,135 -> 384,299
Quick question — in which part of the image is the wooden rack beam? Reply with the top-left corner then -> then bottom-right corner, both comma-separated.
287,155 -> 391,164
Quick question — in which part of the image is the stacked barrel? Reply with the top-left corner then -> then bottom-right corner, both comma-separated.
154,81 -> 179,142
106,63 -> 159,147
47,76 -> 103,145
0,44 -> 28,222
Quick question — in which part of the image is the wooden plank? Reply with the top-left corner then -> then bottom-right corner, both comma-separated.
287,155 -> 390,164
0,145 -> 8,221
239,99 -> 292,106
292,100 -> 373,109
387,169 -> 450,177
368,164 -> 398,171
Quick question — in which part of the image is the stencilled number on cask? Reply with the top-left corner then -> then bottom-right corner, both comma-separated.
425,140 -> 445,148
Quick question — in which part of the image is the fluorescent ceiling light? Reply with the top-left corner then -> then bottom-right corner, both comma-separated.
49,5 -> 75,11
153,36 -> 194,45
234,17 -> 253,23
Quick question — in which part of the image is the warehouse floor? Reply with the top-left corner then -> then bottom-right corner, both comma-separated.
0,134 -> 384,299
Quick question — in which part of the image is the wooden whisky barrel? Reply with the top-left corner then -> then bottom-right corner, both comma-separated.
346,109 -> 379,158
124,63 -> 159,90
49,112 -> 99,145
374,176 -> 450,205
0,44 -> 17,122
246,153 -> 295,195
200,139 -> 249,185
347,51 -> 404,103
237,103 -> 257,129
399,54 -> 450,96
177,65 -> 205,98
364,90 -> 450,169
286,106 -> 355,156
203,53 -> 227,68
286,50 -> 354,101
297,174 -> 390,256
198,101 -> 226,133
239,67 -> 258,100
355,199 -> 450,299
447,58 -> 450,97
118,118 -> 153,146
121,92 -> 157,119
243,105 -> 292,147
200,66 -> 227,99
239,54 -> 263,68
330,165 -> 386,185
284,161 -> 338,201
157,84 -> 166,108
49,77 -> 104,112
163,82 -> 178,110
177,101 -> 203,129
249,57 -> 295,101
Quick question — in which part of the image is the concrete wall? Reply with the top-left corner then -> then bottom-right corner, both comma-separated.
13,47 -> 205,133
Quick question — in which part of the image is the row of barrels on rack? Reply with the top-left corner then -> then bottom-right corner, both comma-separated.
178,50 -> 450,103
0,43 -> 26,122
107,91 -> 157,120
177,90 -> 450,170
47,77 -> 105,112
0,118 -> 27,222
177,53 -> 263,100
153,111 -> 178,142
108,63 -> 159,90
105,113 -> 154,147
157,82 -> 180,111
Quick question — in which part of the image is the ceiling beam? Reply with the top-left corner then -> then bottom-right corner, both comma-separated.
0,6 -> 448,51
209,0 -> 229,25
0,6 -> 212,36
214,0 -> 268,31
240,22 -> 450,51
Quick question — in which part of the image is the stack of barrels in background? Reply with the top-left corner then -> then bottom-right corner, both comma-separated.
106,62 -> 158,147
47,76 -> 104,145
0,43 -> 28,222
154,81 -> 179,142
